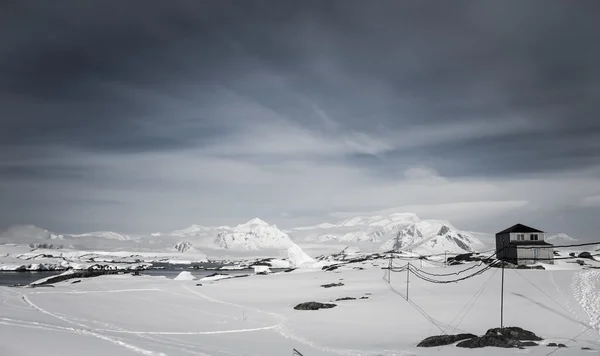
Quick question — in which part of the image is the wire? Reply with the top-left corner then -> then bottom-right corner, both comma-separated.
408,262 -> 498,284
510,242 -> 600,249
446,268 -> 499,335
409,261 -> 485,277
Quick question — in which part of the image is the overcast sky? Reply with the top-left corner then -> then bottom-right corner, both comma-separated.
1,1 -> 599,238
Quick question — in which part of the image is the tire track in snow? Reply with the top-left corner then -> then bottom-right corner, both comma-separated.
573,270 -> 600,338
21,293 -> 167,356
182,284 -> 409,356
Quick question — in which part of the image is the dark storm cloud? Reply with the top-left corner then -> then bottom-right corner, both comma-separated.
1,0 -> 600,234
2,1 -> 599,161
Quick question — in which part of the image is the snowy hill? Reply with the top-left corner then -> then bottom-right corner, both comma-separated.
173,240 -> 196,253
379,220 -> 483,254
214,218 -> 295,250
0,225 -> 64,242
290,213 -> 420,244
69,231 -> 135,241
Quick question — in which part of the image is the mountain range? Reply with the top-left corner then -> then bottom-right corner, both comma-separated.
0,212 -> 493,256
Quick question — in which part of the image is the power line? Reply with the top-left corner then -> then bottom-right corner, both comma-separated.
509,242 -> 600,249
448,268 -> 499,335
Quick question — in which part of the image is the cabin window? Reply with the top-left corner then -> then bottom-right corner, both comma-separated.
530,234 -> 538,241
516,234 -> 525,241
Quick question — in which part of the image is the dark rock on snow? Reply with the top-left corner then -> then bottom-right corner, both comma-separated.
578,251 -> 593,259
322,264 -> 341,271
335,297 -> 356,301
205,272 -> 228,278
456,327 -> 543,349
294,302 -> 337,311
195,283 -> 202,286
321,282 -> 344,288
457,335 -> 522,348
359,296 -> 369,299
417,334 -> 477,347
486,326 -> 543,341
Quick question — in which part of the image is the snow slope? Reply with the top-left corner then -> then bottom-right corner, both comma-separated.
1,258 -> 599,356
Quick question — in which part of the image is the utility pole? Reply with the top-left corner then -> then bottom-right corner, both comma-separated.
500,258 -> 505,329
445,250 -> 448,268
406,262 -> 410,301
388,254 -> 392,283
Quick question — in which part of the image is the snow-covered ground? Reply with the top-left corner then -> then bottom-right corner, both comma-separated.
0,244 -> 208,271
1,254 -> 600,356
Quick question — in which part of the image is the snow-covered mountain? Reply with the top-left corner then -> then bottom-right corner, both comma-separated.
173,240 -> 196,253
214,218 -> 294,250
547,233 -> 577,243
290,213 -> 419,244
379,220 -> 483,254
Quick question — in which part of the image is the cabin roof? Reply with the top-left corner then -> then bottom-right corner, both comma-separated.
497,223 -> 545,235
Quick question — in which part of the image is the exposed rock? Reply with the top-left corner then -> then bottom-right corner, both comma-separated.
323,264 -> 341,271
173,240 -> 196,253
205,272 -> 228,278
284,268 -> 296,273
335,297 -> 356,301
547,342 -> 566,348
457,327 -> 542,349
195,283 -> 202,286
486,327 -> 543,341
582,347 -> 593,350
457,335 -> 522,348
321,282 -> 344,288
359,296 -> 369,299
294,302 -> 337,310
417,334 -> 477,347
578,252 -> 593,259
71,280 -> 81,284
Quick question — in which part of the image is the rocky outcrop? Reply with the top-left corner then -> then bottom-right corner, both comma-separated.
294,302 -> 337,310
321,282 -> 344,288
417,334 -> 477,347
456,327 -> 542,349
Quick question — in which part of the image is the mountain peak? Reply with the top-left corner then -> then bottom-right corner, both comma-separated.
173,240 -> 197,253
241,218 -> 270,227
547,233 -> 577,242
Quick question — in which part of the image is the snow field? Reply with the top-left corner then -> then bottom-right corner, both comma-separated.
1,263 -> 599,356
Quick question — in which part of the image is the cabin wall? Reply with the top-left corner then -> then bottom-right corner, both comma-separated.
516,247 -> 554,265
495,233 -> 511,260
